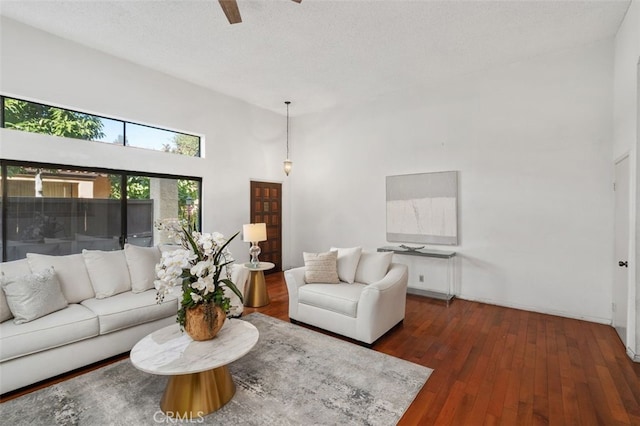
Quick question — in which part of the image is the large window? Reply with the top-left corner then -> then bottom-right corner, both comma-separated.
0,161 -> 201,261
1,96 -> 201,157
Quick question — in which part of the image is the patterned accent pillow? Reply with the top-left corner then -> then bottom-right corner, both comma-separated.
1,267 -> 68,324
303,251 -> 340,284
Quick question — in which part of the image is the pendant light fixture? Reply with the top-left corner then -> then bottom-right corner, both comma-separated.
283,101 -> 293,176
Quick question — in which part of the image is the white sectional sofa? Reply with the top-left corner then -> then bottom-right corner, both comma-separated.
285,248 -> 408,346
0,245 -> 248,394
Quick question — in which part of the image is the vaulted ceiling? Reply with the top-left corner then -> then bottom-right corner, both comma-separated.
0,0 -> 631,116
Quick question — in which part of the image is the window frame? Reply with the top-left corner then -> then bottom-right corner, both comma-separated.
0,95 -> 201,157
0,159 -> 202,261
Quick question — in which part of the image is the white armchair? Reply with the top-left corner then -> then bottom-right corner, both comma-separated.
285,250 -> 408,346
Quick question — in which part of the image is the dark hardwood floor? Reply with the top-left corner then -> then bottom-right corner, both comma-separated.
3,272 -> 640,425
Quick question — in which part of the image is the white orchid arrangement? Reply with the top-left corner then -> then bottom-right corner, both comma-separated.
154,219 -> 243,328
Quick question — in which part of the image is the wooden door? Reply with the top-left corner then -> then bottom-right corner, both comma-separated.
250,181 -> 282,273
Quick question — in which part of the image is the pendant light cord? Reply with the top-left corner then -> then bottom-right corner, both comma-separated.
285,101 -> 290,159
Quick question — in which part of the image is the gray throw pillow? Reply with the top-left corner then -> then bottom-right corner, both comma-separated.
1,267 -> 68,324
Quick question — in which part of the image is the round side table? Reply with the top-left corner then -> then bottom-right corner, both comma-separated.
243,261 -> 275,307
130,319 -> 259,418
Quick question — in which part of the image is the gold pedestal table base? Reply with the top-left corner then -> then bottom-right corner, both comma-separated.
244,262 -> 275,308
130,320 -> 259,421
161,365 -> 235,417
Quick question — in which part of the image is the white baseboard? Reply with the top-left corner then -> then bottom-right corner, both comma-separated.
457,294 -> 611,325
627,347 -> 640,362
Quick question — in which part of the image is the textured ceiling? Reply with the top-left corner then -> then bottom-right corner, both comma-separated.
0,0 -> 631,116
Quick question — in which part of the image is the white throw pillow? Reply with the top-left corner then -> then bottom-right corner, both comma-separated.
303,251 -> 340,284
27,253 -> 95,303
0,282 -> 12,322
82,249 -> 132,299
1,267 -> 68,324
0,259 -> 31,322
330,247 -> 362,284
124,244 -> 161,293
354,251 -> 393,285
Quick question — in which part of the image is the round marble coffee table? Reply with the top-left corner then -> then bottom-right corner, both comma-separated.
130,319 -> 259,418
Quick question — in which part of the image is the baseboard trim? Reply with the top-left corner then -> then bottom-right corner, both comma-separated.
627,347 -> 640,363
457,294 -> 611,325
406,288 -> 455,303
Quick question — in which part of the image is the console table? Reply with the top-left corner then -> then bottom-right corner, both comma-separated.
377,246 -> 457,303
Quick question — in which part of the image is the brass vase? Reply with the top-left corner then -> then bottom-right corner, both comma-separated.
184,303 -> 226,341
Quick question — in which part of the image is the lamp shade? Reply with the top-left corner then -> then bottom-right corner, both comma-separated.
243,223 -> 267,242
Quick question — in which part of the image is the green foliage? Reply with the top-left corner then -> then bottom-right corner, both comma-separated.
108,176 -> 150,200
4,98 -> 105,140
162,134 -> 200,157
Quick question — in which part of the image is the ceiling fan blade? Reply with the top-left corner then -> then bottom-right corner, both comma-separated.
218,0 -> 242,24
291,0 -> 302,3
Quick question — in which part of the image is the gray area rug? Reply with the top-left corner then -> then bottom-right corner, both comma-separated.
1,313 -> 432,425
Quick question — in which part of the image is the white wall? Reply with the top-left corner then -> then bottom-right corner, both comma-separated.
0,17 -> 290,263
0,15 -> 625,327
291,39 -> 615,323
613,0 -> 640,359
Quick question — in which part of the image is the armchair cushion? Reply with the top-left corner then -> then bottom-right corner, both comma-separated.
330,247 -> 362,284
298,283 -> 366,317
303,251 -> 339,284
354,251 -> 393,285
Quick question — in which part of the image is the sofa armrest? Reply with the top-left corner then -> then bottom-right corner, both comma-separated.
357,263 -> 408,341
284,266 -> 306,319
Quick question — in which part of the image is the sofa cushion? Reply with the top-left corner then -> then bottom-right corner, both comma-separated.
0,258 -> 32,277
1,267 -> 69,324
82,249 -> 132,299
0,286 -> 10,323
0,304 -> 99,362
355,251 -> 393,285
0,259 -> 31,322
298,283 -> 365,318
81,290 -> 177,335
330,247 -> 362,284
124,244 -> 161,293
27,253 -> 95,303
223,264 -> 249,317
303,251 -> 339,284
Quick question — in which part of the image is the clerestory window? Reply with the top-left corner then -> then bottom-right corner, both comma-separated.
1,96 -> 201,157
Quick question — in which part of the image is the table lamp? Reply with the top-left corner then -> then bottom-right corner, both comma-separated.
243,223 -> 267,267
